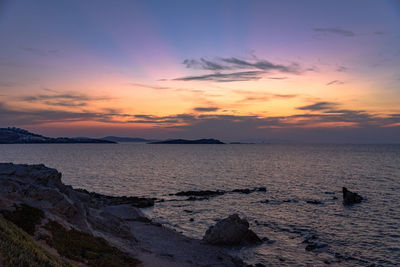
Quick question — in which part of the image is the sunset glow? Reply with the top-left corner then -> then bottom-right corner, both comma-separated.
1,0 -> 400,142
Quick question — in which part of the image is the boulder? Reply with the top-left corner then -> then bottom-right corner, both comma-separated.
203,214 -> 261,246
175,190 -> 224,197
342,187 -> 363,205
305,241 -> 327,251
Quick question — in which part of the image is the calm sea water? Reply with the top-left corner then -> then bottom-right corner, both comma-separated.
1,143 -> 399,266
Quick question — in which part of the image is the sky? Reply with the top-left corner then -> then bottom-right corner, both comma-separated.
0,0 -> 400,143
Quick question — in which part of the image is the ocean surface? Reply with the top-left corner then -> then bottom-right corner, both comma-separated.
1,143 -> 399,266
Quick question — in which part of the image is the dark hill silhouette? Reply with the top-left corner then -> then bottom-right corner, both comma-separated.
0,127 -> 115,144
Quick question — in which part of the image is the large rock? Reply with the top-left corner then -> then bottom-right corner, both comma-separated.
342,187 -> 363,205
203,214 -> 261,246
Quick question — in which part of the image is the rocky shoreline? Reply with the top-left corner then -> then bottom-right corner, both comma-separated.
0,163 -> 246,267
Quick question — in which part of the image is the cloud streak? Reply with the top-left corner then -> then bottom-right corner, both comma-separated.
193,107 -> 219,112
234,90 -> 298,103
183,58 -> 226,71
174,71 -> 264,82
313,27 -> 355,37
220,57 -> 300,73
2,98 -> 400,144
18,92 -> 111,108
175,55 -> 306,82
326,80 -> 345,86
128,83 -> 172,90
22,47 -> 59,56
182,57 -> 301,73
297,101 -> 337,111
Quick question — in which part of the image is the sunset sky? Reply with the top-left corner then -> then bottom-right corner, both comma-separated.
1,0 -> 400,142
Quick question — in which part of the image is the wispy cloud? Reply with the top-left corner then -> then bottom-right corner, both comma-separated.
128,83 -> 172,90
294,101 -> 392,128
2,100 -> 400,142
18,92 -> 111,108
326,80 -> 345,86
174,71 -> 264,82
193,107 -> 219,112
20,93 -> 109,102
268,77 -> 288,80
183,58 -> 225,70
222,57 -> 300,73
297,101 -> 337,111
0,101 -> 119,125
22,47 -> 59,56
42,87 -> 58,93
183,57 -> 301,73
313,27 -> 355,37
175,55 -> 307,82
131,113 -> 196,124
0,81 -> 15,87
336,66 -> 349,72
234,90 -> 298,103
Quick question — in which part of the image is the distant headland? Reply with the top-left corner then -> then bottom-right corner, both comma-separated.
149,138 -> 225,144
100,136 -> 158,143
0,127 -> 115,144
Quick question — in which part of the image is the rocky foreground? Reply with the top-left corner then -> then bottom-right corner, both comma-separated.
0,163 -> 244,267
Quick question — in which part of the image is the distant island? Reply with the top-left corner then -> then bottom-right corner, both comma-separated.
0,127 -> 115,144
149,139 -> 225,144
100,136 -> 159,143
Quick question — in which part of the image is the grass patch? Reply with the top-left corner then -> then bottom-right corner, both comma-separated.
1,204 -> 45,235
44,220 -> 141,267
0,217 -> 74,267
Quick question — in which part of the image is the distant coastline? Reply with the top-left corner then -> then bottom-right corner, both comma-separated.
149,138 -> 225,144
0,127 -> 115,144
100,136 -> 159,143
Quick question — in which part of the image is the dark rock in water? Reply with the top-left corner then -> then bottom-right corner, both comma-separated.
261,237 -> 275,244
232,187 -> 266,194
189,218 -> 194,222
203,214 -> 262,246
186,196 -> 211,201
306,200 -> 323,205
342,187 -> 363,205
282,199 -> 298,203
232,188 -> 251,194
174,187 -> 266,200
176,190 -> 225,197
302,232 -> 317,243
75,189 -> 155,208
305,242 -> 327,251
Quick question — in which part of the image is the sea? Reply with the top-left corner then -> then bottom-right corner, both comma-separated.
1,143 -> 399,266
